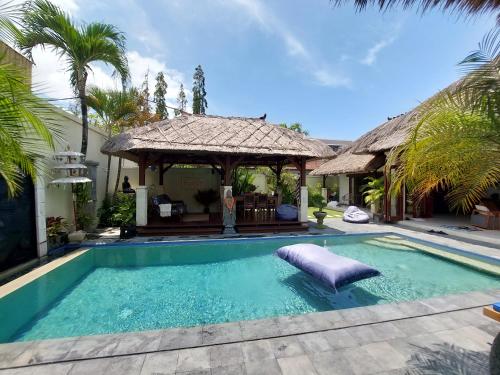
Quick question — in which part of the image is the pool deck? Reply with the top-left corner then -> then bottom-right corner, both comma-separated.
0,220 -> 499,374
0,289 -> 497,374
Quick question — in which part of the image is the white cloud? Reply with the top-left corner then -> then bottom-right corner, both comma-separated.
50,0 -> 79,14
361,37 -> 396,66
227,0 -> 349,87
31,48 -> 191,112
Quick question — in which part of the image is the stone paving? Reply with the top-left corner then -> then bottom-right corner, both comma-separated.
0,289 -> 498,375
0,221 -> 499,374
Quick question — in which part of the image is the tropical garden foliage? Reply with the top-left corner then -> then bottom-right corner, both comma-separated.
17,0 -> 130,155
388,28 -> 499,212
0,2 -> 59,197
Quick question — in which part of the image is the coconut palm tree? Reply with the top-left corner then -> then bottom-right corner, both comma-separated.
87,87 -> 139,195
16,0 -> 129,156
0,3 -> 58,196
388,28 -> 500,212
332,0 -> 500,18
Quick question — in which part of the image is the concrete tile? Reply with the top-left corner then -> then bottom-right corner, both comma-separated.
28,338 -> 79,364
0,363 -> 73,375
268,336 -> 304,359
241,340 -> 274,362
202,322 -> 242,345
446,309 -> 491,327
0,342 -> 37,369
296,333 -> 331,354
419,297 -> 460,313
342,347 -> 384,375
159,327 -> 202,351
211,363 -> 245,375
362,342 -> 407,371
65,334 -> 121,361
209,343 -> 243,368
276,315 -> 316,335
112,331 -> 162,356
322,328 -> 358,349
175,370 -> 211,375
396,300 -> 439,316
366,304 -> 406,321
392,318 -> 429,337
244,358 -> 281,375
412,315 -> 454,333
277,354 -> 318,375
176,347 -> 211,373
305,311 -> 339,330
435,326 -> 493,352
140,351 -> 178,375
477,322 -> 500,337
240,318 -> 281,340
105,355 -> 145,375
338,307 -> 379,325
69,357 -> 114,374
405,333 -> 444,350
310,349 -> 355,375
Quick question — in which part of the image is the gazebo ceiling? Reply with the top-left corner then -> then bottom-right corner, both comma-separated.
101,113 -> 335,163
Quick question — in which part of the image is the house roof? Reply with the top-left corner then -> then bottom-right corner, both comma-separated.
101,113 -> 335,162
349,80 -> 459,154
309,148 -> 385,175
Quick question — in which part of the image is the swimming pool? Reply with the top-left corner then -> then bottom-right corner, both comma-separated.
1,233 -> 498,342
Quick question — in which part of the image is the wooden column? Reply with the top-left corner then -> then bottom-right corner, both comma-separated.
299,158 -> 306,186
322,175 -> 327,188
159,163 -> 173,186
383,166 -> 390,222
138,156 -> 147,186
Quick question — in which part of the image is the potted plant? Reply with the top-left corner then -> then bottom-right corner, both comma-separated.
46,216 -> 68,250
194,189 -> 219,213
360,176 -> 384,218
310,193 -> 327,226
111,192 -> 136,239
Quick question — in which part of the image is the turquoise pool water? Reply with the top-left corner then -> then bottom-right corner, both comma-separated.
1,234 -> 499,342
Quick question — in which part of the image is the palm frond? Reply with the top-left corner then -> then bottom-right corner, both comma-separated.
331,0 -> 500,17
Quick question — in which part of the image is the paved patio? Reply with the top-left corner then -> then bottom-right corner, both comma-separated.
0,219 -> 498,374
0,289 -> 497,374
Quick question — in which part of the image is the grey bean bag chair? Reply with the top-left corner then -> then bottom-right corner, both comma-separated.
343,206 -> 370,223
276,243 -> 380,290
276,204 -> 298,221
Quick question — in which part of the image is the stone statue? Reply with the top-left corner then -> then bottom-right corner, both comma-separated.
122,176 -> 135,193
222,188 -> 237,235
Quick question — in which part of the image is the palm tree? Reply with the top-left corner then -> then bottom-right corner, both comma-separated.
87,87 -> 139,195
332,0 -> 500,17
388,28 -> 500,213
0,3 -> 58,196
17,0 -> 129,156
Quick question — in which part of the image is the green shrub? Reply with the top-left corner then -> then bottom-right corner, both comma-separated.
98,192 -> 136,227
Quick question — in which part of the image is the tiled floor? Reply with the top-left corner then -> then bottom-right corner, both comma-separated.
0,290 -> 498,375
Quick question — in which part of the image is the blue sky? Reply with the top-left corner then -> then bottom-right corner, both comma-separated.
34,0 -> 498,140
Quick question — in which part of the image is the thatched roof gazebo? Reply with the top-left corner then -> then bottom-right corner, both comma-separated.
101,113 -> 335,234
309,148 -> 385,176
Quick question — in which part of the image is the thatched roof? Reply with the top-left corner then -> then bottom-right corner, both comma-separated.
350,80 -> 460,154
349,112 -> 418,154
101,113 -> 335,162
309,148 -> 385,176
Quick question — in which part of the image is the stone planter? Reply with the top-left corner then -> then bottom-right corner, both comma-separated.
313,211 -> 327,225
68,230 -> 86,243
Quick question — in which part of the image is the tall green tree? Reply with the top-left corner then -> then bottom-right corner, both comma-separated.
279,122 -> 309,135
87,87 -> 139,194
0,3 -> 58,196
388,28 -> 500,212
17,0 -> 129,156
175,83 -> 187,115
192,65 -> 207,114
154,71 -> 168,119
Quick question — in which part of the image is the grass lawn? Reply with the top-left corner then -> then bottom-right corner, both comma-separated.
307,206 -> 343,219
